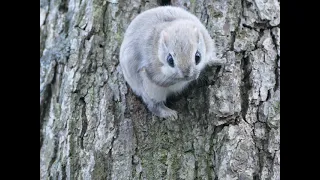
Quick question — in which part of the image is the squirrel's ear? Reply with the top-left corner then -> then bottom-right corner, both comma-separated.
194,27 -> 198,32
161,30 -> 168,43
160,30 -> 169,49
194,27 -> 202,45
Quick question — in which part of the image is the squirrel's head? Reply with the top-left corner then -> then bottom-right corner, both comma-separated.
157,20 -> 214,82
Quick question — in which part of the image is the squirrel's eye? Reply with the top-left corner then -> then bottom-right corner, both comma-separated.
167,54 -> 174,67
195,51 -> 201,65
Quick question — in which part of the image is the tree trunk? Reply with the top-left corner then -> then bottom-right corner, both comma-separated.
40,0 -> 280,179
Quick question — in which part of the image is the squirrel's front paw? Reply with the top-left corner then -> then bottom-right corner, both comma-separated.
160,107 -> 178,120
149,102 -> 178,119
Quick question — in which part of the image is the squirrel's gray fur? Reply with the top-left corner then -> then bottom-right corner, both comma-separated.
120,6 -> 217,119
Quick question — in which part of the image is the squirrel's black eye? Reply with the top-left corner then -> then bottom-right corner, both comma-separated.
167,54 -> 174,67
195,51 -> 201,65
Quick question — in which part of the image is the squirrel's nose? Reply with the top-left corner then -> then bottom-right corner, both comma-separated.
181,67 -> 192,78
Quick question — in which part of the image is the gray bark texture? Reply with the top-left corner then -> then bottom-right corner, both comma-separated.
40,0 -> 280,179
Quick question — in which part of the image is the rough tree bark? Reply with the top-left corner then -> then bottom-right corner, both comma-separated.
40,0 -> 280,179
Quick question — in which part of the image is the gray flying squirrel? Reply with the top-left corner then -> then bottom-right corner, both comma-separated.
120,6 -> 217,119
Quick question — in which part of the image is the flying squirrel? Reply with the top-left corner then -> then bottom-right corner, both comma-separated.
120,6 -> 218,119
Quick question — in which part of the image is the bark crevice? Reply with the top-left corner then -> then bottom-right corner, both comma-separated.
79,97 -> 88,150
